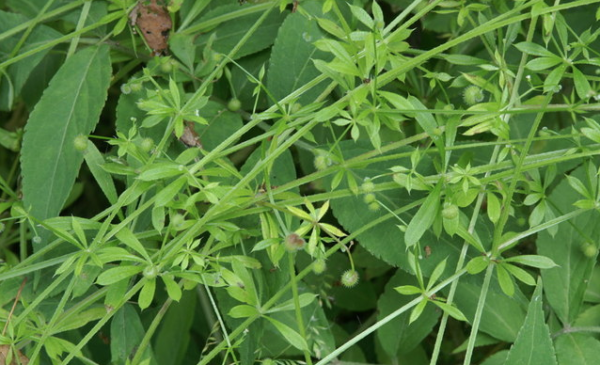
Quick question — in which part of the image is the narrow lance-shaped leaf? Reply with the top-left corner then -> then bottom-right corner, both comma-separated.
21,45 -> 111,248
405,181 -> 442,248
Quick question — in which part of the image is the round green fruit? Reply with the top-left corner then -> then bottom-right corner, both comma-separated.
442,204 -> 459,220
312,259 -> 327,275
73,135 -> 88,152
227,98 -> 242,112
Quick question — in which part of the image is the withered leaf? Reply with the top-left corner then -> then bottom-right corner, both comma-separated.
130,0 -> 172,54
0,345 -> 29,365
179,121 -> 203,148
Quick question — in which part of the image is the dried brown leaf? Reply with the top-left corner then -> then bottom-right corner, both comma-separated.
0,345 -> 29,365
130,0 -> 172,54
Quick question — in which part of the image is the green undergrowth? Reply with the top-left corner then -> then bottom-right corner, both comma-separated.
1,0 -> 600,364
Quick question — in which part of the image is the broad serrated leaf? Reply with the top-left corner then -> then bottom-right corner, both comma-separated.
0,10 -> 62,111
537,166 -> 600,324
379,270 -> 439,356
267,1 -> 332,105
454,281 -> 526,342
555,333 -> 600,365
111,304 -> 155,365
21,45 -> 111,245
503,280 -> 557,365
195,5 -> 288,60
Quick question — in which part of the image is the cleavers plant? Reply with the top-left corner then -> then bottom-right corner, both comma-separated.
1,0 -> 600,365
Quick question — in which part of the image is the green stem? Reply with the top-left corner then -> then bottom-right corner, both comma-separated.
463,264 -> 494,365
131,297 -> 173,365
66,0 -> 92,58
288,253 -> 313,365
0,0 -> 86,43
59,280 -> 146,365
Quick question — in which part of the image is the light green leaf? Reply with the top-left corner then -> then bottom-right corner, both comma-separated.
268,293 -> 317,313
139,278 -> 156,310
97,265 -> 143,286
432,301 -> 467,322
525,57 -> 562,71
487,192 -> 501,223
138,162 -> 184,181
503,263 -> 536,286
504,255 -> 557,269
409,299 -> 428,324
155,176 -> 187,207
115,227 -> 150,261
466,256 -> 489,274
161,275 -> 182,302
265,316 -> 308,351
83,140 -> 118,204
543,64 -> 567,93
426,258 -> 447,291
503,280 -> 557,365
405,182 -> 442,248
21,45 -> 111,243
229,304 -> 259,318
394,285 -> 422,295
515,42 -> 557,57
348,3 -> 374,29
496,263 -> 515,297
572,66 -> 592,100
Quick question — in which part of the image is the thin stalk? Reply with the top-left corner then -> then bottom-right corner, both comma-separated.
316,268 -> 468,365
179,2 -> 273,35
463,264 -> 494,365
288,253 -> 313,365
0,12 -> 122,70
59,280 -> 146,365
0,0 -> 86,42
130,297 -> 174,365
66,0 -> 92,58
28,274 -> 77,363
492,91 -> 554,253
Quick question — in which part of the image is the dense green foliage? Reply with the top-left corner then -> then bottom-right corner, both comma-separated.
1,0 -> 600,364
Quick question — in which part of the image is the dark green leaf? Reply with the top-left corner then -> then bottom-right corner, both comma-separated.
111,304 -> 155,365
537,166 -> 600,324
0,10 -> 62,111
267,0 -> 332,105
555,333 -> 600,365
379,270 -> 439,356
21,45 -> 111,244
503,280 -> 557,365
